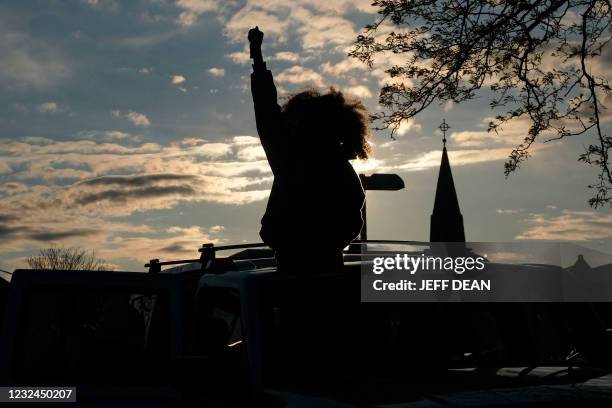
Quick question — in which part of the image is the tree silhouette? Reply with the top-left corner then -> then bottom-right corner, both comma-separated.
27,246 -> 113,271
351,0 -> 612,207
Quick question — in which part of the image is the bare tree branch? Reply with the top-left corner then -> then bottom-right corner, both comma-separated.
27,246 -> 114,271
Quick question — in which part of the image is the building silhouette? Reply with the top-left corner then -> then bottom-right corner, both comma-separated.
430,120 -> 466,242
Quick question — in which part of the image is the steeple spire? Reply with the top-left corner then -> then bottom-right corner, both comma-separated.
430,120 -> 466,242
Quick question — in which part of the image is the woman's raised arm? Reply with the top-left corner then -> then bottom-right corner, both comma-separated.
249,27 -> 284,174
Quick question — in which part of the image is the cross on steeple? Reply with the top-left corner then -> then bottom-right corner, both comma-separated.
439,119 -> 450,147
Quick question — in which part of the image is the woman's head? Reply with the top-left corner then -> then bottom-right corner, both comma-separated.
282,88 -> 371,160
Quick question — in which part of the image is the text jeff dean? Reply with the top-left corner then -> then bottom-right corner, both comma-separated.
373,279 -> 491,291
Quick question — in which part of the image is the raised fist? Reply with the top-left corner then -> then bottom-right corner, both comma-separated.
248,26 -> 264,49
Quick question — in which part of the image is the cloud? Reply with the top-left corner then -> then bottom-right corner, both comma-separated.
61,171 -> 268,216
0,182 -> 28,195
0,202 -> 152,252
0,224 -> 99,243
396,119 -> 422,136
225,50 -> 250,65
344,85 -> 372,99
111,110 -> 151,127
0,214 -> 18,223
219,0 -> 378,98
0,23 -> 72,88
232,135 -> 259,145
0,205 -> 196,268
450,116 -> 546,148
450,130 -> 504,147
113,31 -> 178,48
37,101 -> 59,113
222,2 -> 365,51
236,145 -> 266,161
496,208 -> 523,215
0,162 -> 11,175
71,184 -> 197,207
181,137 -> 208,146
79,130 -> 140,143
99,225 -> 222,263
225,8 -> 291,43
0,136 -> 271,223
190,142 -> 233,158
27,229 -> 99,241
208,67 -> 225,77
104,130 -> 131,139
77,173 -> 198,188
293,9 -> 357,50
175,0 -> 221,27
390,147 -> 512,172
443,100 -> 454,112
172,74 -> 186,84
299,0 -> 375,14
275,65 -> 324,88
321,59 -> 366,76
0,132 -> 276,268
516,210 -> 612,241
368,116 -> 545,176
0,138 -> 161,157
80,0 -> 119,10
274,51 -> 299,62
176,11 -> 197,27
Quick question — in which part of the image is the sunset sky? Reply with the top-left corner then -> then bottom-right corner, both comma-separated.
1,0 -> 612,272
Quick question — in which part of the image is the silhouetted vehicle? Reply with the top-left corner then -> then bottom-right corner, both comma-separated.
3,242 -> 612,406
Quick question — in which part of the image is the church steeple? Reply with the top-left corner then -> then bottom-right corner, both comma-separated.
430,119 -> 465,242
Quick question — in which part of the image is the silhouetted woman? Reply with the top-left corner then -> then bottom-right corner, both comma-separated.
248,27 -> 369,273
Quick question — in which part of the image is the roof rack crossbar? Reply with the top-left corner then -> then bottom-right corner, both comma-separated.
145,258 -> 201,269
197,242 -> 268,252
146,242 -> 270,273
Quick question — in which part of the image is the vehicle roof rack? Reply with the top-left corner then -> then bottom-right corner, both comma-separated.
145,242 -> 269,273
145,240 -> 436,273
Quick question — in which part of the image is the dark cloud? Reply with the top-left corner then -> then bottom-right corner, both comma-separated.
50,160 -> 93,171
158,243 -> 190,253
78,174 -> 198,187
69,173 -> 201,207
27,229 -> 98,241
73,185 -> 197,206
0,225 -> 23,238
0,214 -> 18,223
0,224 -> 96,242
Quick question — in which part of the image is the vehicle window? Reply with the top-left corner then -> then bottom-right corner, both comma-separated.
194,288 -> 243,355
13,284 -> 165,383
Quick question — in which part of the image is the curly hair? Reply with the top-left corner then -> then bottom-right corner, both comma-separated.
281,87 -> 371,160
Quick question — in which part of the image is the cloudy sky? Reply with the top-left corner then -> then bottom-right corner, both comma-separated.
1,0 -> 611,272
